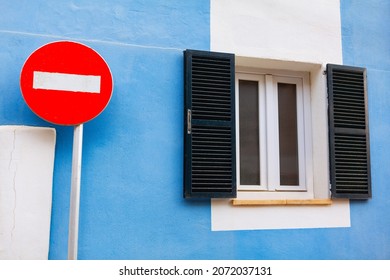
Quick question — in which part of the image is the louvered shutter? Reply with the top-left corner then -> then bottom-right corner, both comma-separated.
327,64 -> 371,199
184,50 -> 236,198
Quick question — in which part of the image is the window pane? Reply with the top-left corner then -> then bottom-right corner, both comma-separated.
239,80 -> 260,185
278,83 -> 299,186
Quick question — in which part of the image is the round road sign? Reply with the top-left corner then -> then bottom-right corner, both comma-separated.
20,41 -> 113,125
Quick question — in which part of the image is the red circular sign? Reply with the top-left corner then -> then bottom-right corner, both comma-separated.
20,41 -> 113,125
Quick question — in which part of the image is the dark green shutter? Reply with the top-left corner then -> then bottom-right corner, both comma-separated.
184,50 -> 236,198
327,64 -> 371,199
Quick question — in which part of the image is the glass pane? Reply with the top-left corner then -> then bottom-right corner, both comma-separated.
239,80 -> 260,185
278,83 -> 299,186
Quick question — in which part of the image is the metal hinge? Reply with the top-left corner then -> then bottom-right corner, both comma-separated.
187,109 -> 192,134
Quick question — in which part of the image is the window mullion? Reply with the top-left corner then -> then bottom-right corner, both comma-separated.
265,75 -> 280,190
259,77 -> 267,188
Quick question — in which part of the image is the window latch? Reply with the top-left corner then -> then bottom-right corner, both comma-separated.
187,109 -> 192,134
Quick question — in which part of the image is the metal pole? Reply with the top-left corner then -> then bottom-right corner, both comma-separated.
68,124 -> 83,260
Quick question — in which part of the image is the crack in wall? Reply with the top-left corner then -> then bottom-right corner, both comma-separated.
8,129 -> 17,241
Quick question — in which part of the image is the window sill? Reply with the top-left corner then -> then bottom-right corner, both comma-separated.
232,199 -> 332,206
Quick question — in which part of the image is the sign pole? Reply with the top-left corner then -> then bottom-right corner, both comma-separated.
68,124 -> 84,260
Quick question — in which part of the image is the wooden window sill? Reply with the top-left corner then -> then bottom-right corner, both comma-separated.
232,199 -> 332,206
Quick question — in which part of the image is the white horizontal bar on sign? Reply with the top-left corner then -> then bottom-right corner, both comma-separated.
33,71 -> 101,93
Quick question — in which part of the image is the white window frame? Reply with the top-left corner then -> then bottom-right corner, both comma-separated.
236,69 -> 313,200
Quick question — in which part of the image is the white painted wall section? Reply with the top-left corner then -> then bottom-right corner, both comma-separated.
0,126 -> 56,259
211,0 -> 342,63
210,0 -> 350,231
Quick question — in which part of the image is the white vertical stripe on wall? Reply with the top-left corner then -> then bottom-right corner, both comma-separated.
210,0 -> 350,231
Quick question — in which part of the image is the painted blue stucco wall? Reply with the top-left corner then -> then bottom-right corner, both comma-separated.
0,0 -> 211,260
340,0 -> 390,258
0,0 -> 389,259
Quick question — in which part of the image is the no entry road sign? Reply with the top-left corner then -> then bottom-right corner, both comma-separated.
19,41 -> 114,259
20,41 -> 113,125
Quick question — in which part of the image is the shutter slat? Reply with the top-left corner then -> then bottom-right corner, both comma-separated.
184,50 -> 236,198
327,64 -> 371,199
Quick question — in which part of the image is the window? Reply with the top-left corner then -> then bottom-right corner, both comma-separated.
183,49 -> 371,201
236,71 -> 313,199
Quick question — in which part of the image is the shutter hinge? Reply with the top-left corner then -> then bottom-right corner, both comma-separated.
187,109 -> 192,134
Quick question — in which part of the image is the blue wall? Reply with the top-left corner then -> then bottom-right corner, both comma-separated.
0,0 -> 389,259
0,0 -> 211,260
340,0 -> 390,259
